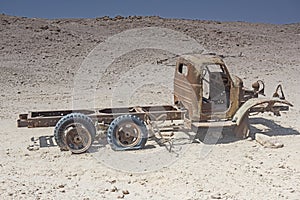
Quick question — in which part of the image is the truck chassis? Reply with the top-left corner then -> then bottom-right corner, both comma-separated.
17,54 -> 292,154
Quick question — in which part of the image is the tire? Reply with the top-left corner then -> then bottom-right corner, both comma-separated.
107,115 -> 148,151
54,113 -> 96,154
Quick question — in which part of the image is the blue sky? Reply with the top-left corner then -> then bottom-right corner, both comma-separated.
1,0 -> 299,24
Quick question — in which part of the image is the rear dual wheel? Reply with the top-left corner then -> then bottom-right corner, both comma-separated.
54,113 -> 96,154
107,115 -> 148,151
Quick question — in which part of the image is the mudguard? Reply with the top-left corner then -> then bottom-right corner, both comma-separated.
232,97 -> 293,126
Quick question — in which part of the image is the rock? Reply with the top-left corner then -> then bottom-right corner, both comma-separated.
211,193 -> 222,199
128,15 -> 142,20
40,25 -> 49,30
122,190 -> 129,195
255,133 -> 284,148
278,164 -> 285,169
111,186 -> 118,192
198,188 -> 204,192
101,16 -> 111,21
107,179 -> 116,184
114,15 -> 124,20
27,145 -> 39,151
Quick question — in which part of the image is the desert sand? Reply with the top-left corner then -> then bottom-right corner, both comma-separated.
1,14 -> 300,199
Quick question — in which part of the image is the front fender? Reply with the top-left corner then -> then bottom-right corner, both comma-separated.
232,98 -> 293,126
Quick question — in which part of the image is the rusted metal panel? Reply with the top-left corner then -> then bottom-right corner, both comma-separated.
27,116 -> 61,128
174,55 -> 203,121
232,98 -> 293,126
17,118 -> 29,127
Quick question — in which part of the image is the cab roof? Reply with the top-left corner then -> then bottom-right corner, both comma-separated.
179,54 -> 225,67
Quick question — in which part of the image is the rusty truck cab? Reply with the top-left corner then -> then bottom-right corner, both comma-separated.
174,54 -> 243,122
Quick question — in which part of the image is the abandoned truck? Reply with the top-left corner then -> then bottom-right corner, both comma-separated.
17,54 -> 293,153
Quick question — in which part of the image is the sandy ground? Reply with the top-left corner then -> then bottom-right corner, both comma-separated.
1,14 -> 300,199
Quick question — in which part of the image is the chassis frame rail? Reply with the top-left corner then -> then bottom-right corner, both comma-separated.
17,105 -> 185,128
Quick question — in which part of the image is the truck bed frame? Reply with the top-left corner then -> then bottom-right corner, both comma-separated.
17,105 -> 185,128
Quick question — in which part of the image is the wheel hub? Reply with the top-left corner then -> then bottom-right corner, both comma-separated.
116,123 -> 141,147
74,135 -> 83,143
65,123 -> 92,153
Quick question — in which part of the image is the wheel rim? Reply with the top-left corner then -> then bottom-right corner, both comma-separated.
115,122 -> 142,147
65,123 -> 92,153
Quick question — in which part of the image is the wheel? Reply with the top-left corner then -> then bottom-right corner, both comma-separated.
107,115 -> 148,151
54,113 -> 96,154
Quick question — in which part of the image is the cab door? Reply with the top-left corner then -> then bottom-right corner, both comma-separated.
174,60 -> 202,120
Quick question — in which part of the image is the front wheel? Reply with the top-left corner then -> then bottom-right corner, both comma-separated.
107,115 -> 148,151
